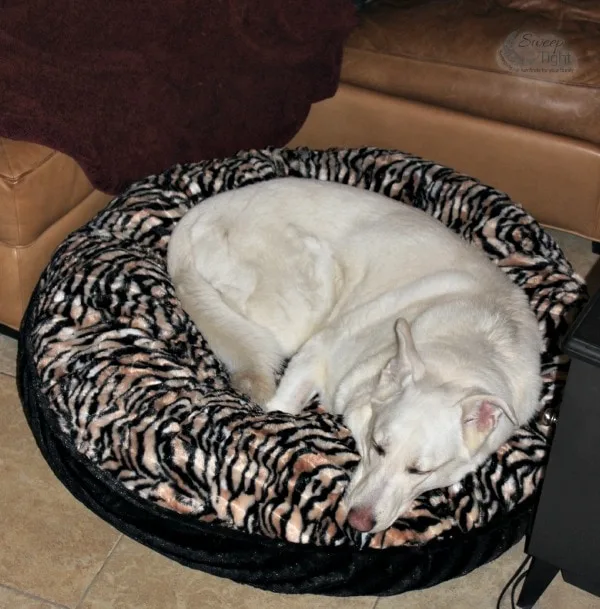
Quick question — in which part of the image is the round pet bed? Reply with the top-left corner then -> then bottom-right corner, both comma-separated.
18,147 -> 587,596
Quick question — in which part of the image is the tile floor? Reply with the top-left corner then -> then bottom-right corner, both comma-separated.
1,229 -> 600,609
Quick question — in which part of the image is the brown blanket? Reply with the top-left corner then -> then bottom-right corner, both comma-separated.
0,1 -> 356,193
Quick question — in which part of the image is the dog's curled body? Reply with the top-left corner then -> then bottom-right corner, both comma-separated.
167,177 -> 542,533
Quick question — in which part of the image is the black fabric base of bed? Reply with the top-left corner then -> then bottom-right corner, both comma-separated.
17,352 -> 534,595
17,147 -> 587,596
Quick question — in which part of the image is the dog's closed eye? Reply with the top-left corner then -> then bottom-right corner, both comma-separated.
406,465 -> 433,476
371,439 -> 386,456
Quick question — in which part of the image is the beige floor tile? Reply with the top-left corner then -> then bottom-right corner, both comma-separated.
0,334 -> 17,377
538,575 -> 600,609
0,374 -> 121,608
78,537 -> 377,609
0,585 -> 67,609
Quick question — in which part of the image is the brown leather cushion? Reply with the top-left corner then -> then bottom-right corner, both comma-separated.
343,0 -> 600,144
0,138 -> 98,247
495,0 -> 600,24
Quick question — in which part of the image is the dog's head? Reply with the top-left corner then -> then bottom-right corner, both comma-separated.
343,318 -> 518,533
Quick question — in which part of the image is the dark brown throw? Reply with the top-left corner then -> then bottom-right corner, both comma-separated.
0,0 -> 356,193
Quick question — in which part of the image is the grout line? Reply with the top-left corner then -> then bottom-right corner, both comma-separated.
74,534 -> 123,609
372,597 -> 381,609
0,582 -> 70,608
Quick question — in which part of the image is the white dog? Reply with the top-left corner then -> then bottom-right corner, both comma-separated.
167,177 -> 542,533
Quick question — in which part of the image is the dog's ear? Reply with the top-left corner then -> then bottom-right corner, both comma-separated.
376,319 -> 425,401
460,394 -> 519,454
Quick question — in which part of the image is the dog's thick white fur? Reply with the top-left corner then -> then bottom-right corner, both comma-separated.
167,177 -> 542,533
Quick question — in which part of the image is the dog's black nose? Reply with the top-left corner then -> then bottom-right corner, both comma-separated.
348,507 -> 376,532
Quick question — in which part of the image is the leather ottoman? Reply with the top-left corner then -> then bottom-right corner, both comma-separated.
0,138 -> 112,333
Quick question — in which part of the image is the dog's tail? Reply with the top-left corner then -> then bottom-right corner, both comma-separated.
168,252 -> 284,405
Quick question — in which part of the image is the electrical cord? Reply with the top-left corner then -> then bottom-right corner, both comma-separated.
496,555 -> 533,609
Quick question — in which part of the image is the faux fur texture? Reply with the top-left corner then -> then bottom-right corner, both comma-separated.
24,147 -> 586,551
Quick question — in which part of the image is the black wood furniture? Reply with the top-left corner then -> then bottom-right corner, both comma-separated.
518,290 -> 600,608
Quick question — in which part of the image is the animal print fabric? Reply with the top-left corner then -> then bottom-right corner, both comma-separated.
28,147 -> 586,550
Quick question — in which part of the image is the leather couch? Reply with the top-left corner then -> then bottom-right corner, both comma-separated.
3,0 -> 600,333
291,0 -> 600,243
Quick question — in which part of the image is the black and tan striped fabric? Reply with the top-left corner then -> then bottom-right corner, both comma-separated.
23,147 -> 586,556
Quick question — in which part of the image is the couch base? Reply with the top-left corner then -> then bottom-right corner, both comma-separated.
290,84 -> 600,242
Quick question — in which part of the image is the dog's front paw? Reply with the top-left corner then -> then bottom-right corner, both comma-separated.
231,369 -> 276,406
263,396 -> 300,415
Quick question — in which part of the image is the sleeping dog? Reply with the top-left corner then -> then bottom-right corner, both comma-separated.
167,177 -> 542,533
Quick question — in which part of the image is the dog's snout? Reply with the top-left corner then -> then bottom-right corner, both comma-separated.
347,506 -> 376,532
